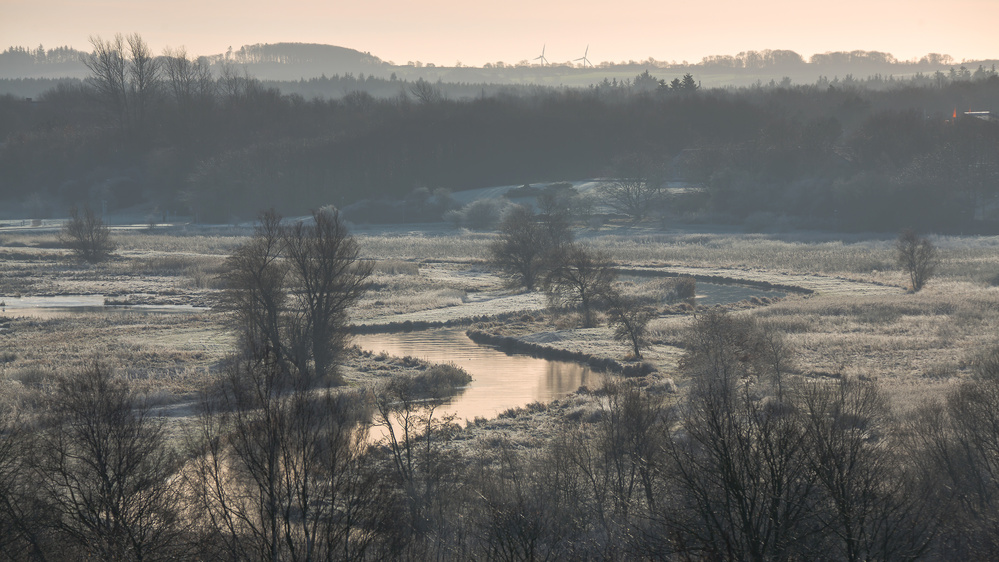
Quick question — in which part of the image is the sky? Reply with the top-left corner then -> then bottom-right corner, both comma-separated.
3,0 -> 997,66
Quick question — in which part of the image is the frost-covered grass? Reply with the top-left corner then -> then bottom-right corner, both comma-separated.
0,311 -> 225,408
356,230 -> 492,261
4,221 -> 999,422
354,227 -> 999,288
582,231 -> 999,285
753,281 -> 999,401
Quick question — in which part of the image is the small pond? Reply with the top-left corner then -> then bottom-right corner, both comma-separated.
354,329 -> 606,424
0,295 -> 208,319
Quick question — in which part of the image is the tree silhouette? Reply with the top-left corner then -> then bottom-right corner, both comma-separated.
60,205 -> 117,262
895,229 -> 937,292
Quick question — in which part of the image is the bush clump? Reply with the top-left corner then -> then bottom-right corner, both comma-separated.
661,276 -> 696,302
445,198 -> 511,230
60,206 -> 117,262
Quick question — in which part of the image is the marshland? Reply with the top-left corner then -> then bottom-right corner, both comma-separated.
2,37 -> 999,559
2,209 -> 999,558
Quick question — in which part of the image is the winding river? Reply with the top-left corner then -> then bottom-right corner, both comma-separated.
352,281 -> 786,423
2,281 -> 785,424
354,329 -> 604,423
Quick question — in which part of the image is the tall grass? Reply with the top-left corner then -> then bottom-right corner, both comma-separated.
372,259 -> 421,276
582,232 -> 999,284
356,232 -> 492,261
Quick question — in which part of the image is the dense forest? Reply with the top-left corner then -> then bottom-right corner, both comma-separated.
0,38 -> 998,231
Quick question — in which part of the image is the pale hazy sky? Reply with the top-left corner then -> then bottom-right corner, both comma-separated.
3,0 -> 997,66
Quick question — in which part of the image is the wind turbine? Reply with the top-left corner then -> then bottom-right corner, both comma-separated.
574,45 -> 592,67
534,44 -> 549,66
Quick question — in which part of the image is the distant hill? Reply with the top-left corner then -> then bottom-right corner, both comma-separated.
0,42 -> 388,81
1,41 -> 996,92
225,43 -> 387,80
230,43 -> 383,66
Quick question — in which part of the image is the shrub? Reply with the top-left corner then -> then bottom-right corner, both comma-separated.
447,198 -> 511,230
422,362 -> 473,390
489,205 -> 553,290
606,291 -> 656,360
60,206 -> 117,262
895,229 -> 937,292
503,183 -> 541,198
662,276 -> 696,302
373,259 -> 420,275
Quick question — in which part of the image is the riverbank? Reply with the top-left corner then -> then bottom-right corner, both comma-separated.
2,223 -> 997,427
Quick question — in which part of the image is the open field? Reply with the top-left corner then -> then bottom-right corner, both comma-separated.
2,222 -> 999,420
5,219 -> 999,558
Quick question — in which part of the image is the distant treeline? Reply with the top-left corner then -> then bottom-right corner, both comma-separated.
1,44 -> 998,232
4,42 -> 998,87
1,43 -> 985,72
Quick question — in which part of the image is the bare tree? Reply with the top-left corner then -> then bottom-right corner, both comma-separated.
470,441 -> 574,561
187,353 -> 384,562
33,364 -> 185,560
82,33 -> 160,135
567,381 -> 668,553
909,347 -> 999,557
372,366 -> 470,554
218,208 -> 371,386
802,378 -> 936,562
598,160 -> 669,223
162,46 -> 216,130
680,309 -> 767,396
758,321 -> 794,403
283,207 -> 373,384
218,210 -> 288,367
60,205 -> 117,262
895,229 -> 937,292
217,61 -> 260,104
666,378 -> 817,560
535,183 -> 578,248
82,34 -> 128,130
605,290 -> 656,359
125,33 -> 160,134
598,178 -> 665,223
164,47 -> 196,104
544,245 -> 616,328
0,402 -> 49,560
409,78 -> 445,104
489,205 -> 556,290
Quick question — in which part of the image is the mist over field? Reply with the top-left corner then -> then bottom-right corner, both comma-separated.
0,27 -> 998,560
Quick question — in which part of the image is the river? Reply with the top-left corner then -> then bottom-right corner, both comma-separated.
354,329 -> 605,423
2,281 -> 783,424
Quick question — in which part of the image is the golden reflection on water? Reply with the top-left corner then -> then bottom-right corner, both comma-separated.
354,329 -> 605,423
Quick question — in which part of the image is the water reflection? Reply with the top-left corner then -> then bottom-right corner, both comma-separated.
0,295 -> 207,319
354,329 -> 605,423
